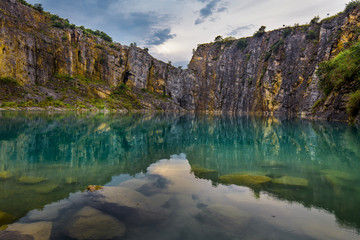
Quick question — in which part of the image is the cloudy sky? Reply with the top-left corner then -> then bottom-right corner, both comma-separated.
27,0 -> 349,67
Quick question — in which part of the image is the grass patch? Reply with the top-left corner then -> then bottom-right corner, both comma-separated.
347,89 -> 360,119
0,77 -> 18,85
264,52 -> 272,61
270,39 -> 284,53
282,28 -> 292,38
311,98 -> 325,113
236,39 -> 248,50
53,73 -> 74,82
1,102 -> 17,108
317,41 -> 360,95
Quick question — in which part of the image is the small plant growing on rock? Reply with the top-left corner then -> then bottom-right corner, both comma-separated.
236,39 -> 248,50
33,3 -> 43,12
310,16 -> 320,24
253,26 -> 266,37
0,77 -> 18,85
214,35 -> 223,42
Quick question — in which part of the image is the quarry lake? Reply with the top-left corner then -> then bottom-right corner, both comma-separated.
0,111 -> 359,240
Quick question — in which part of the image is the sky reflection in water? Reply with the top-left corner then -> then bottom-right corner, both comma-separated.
0,111 -> 359,239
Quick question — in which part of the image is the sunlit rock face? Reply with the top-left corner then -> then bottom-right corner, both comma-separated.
0,0 -> 360,120
188,8 -> 360,121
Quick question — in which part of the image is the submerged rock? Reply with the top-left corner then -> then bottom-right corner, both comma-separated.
119,179 -> 148,190
219,174 -> 272,188
28,199 -> 71,221
34,183 -> 59,194
196,204 -> 250,232
273,176 -> 309,187
100,186 -> 149,209
67,206 -> 126,240
0,211 -> 15,226
0,171 -> 13,180
17,176 -> 47,184
0,231 -> 34,240
191,166 -> 219,181
6,221 -> 52,240
65,177 -> 78,184
320,170 -> 357,181
260,161 -> 288,169
0,225 -> 8,231
99,187 -> 170,225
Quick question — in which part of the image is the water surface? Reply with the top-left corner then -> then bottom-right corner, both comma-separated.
0,111 -> 359,239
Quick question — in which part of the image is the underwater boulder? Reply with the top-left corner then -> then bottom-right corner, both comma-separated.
191,166 -> 219,181
273,176 -> 309,187
320,170 -> 357,181
0,211 -> 15,226
0,231 -> 33,240
65,177 -> 78,184
119,179 -> 148,190
196,204 -> 250,232
34,183 -> 59,194
17,176 -> 47,184
219,174 -> 272,188
99,186 -> 149,210
6,221 -> 52,240
67,206 -> 126,240
0,171 -> 13,180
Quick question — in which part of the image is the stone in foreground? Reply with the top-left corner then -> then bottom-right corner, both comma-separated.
67,206 -> 126,240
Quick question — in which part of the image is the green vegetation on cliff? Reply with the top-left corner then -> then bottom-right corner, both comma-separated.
317,41 -> 360,120
16,0 -> 112,42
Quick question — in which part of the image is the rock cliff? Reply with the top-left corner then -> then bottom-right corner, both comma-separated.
188,8 -> 360,122
0,0 -> 359,122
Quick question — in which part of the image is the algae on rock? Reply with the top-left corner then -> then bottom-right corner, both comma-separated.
220,174 -> 272,188
273,176 -> 309,187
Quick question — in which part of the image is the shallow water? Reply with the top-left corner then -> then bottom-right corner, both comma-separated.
0,111 -> 359,239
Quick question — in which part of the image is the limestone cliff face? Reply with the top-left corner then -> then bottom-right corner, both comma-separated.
0,0 -> 359,121
188,8 -> 360,121
0,0 -> 191,110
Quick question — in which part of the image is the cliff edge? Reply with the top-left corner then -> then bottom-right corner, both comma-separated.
0,0 -> 359,122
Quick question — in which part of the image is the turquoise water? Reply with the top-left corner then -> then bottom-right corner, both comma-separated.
0,111 -> 359,239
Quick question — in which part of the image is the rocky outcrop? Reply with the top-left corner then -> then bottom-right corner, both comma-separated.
0,0 -> 191,110
188,9 -> 360,121
0,0 -> 359,121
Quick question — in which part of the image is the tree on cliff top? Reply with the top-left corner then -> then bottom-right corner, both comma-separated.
345,0 -> 360,13
253,26 -> 266,37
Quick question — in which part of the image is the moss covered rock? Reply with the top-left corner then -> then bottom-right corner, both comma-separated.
34,183 -> 59,194
219,174 -> 272,188
320,170 -> 357,181
0,171 -> 13,180
191,166 -> 219,180
17,176 -> 47,184
273,176 -> 309,187
0,211 -> 15,226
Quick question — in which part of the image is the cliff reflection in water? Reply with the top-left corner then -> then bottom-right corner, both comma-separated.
0,111 -> 359,230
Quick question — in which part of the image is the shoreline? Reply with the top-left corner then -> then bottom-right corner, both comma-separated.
0,107 -> 355,124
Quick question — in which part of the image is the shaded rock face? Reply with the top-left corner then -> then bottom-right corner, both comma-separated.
0,0 -> 360,120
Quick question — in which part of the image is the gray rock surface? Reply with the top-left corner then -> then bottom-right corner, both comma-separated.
0,0 -> 359,121
67,206 -> 126,240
